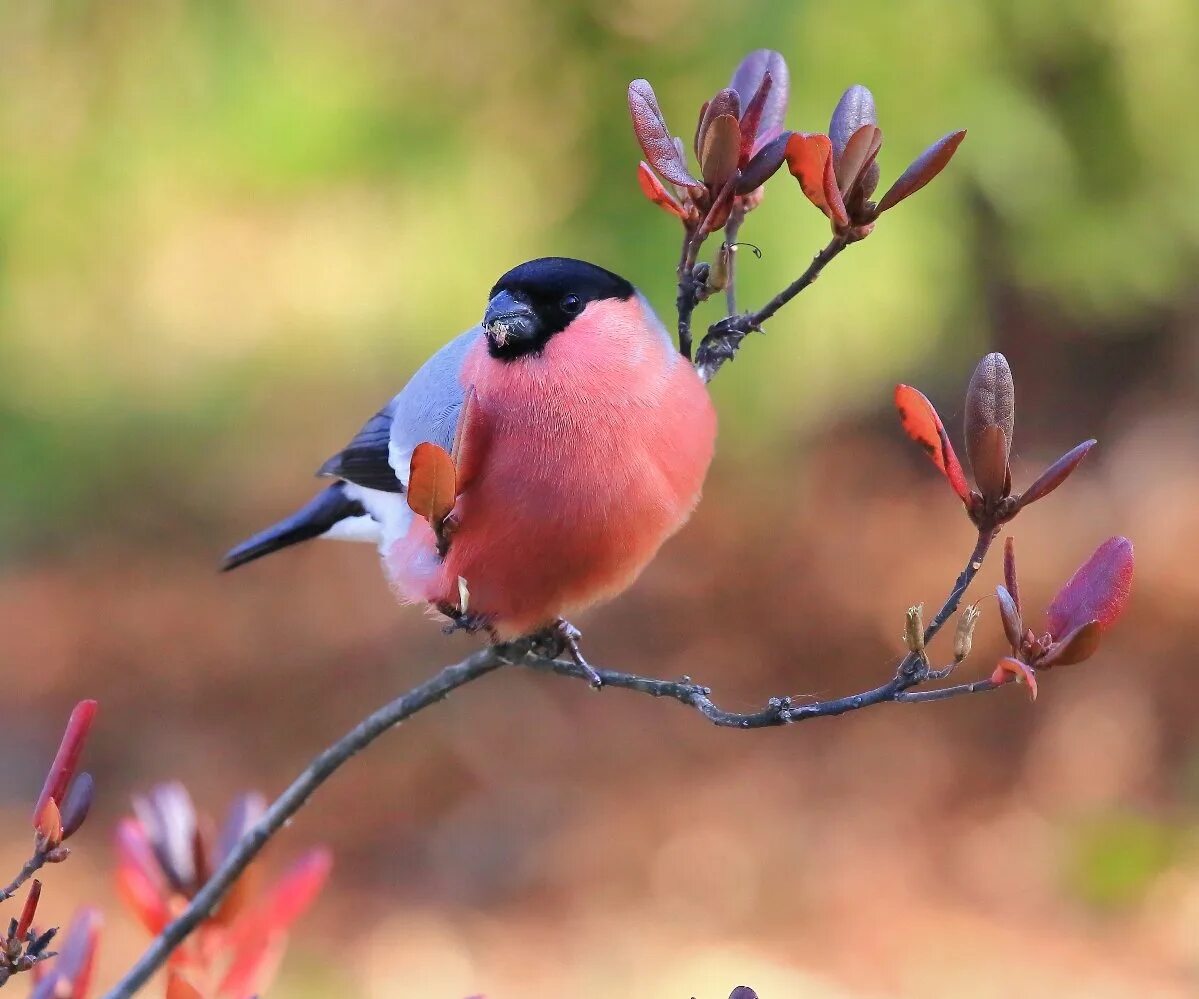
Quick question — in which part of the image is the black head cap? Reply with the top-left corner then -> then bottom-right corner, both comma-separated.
483,257 -> 635,360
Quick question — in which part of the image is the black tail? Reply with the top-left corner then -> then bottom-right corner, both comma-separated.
222,483 -> 366,571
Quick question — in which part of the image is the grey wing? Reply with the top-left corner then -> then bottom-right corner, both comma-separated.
317,327 -> 479,493
387,327 -> 479,486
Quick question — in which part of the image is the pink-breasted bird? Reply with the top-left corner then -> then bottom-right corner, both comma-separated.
223,258 -> 716,671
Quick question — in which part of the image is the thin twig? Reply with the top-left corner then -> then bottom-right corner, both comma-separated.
105,530 -> 1008,996
0,852 -> 46,905
722,209 -> 745,314
675,229 -> 703,360
695,235 -> 849,382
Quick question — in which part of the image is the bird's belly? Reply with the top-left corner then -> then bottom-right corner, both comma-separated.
386,401 -> 713,637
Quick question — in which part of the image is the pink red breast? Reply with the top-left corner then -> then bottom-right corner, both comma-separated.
386,297 -> 716,637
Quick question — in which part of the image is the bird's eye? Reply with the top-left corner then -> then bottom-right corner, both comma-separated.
561,294 -> 582,315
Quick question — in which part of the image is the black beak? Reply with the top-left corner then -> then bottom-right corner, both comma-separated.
484,290 -> 540,351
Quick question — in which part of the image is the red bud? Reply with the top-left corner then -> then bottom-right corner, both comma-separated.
16,881 -> 41,940
32,700 -> 97,833
877,129 -> 966,214
1045,537 -> 1134,638
964,352 -> 1014,501
1003,536 -> 1021,614
1016,439 -> 1097,511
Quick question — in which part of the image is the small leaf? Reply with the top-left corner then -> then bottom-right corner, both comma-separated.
737,71 -> 773,161
696,88 -> 741,160
627,80 -> 701,191
407,443 -> 457,531
700,113 -> 741,188
829,84 -> 877,159
1045,537 -> 1135,637
1004,536 -> 1021,614
971,425 -> 1010,501
784,130 -> 849,227
893,385 -> 970,502
692,99 -> 710,158
698,174 -> 737,235
735,131 -> 789,194
731,49 -> 789,142
822,152 -> 849,229
877,129 -> 966,214
1016,439 -> 1097,511
964,352 -> 1014,500
59,772 -> 94,840
991,656 -> 1038,701
996,585 -> 1024,652
1038,620 -> 1102,668
786,132 -> 833,212
636,162 -> 685,218
836,123 -> 883,196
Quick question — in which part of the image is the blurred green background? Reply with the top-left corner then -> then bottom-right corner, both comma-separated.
1,1 -> 1198,997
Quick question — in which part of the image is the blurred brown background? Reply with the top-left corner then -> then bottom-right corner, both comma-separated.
2,0 -> 1198,996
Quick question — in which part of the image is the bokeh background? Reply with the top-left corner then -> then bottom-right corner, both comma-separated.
2,0 -> 1198,996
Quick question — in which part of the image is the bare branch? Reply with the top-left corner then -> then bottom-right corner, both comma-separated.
102,648 -> 505,999
104,528 -> 1010,996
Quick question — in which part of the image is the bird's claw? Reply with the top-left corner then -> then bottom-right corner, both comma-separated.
539,618 -> 603,688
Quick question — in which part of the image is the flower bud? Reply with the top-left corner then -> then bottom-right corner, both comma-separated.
904,604 -> 925,655
954,605 -> 982,663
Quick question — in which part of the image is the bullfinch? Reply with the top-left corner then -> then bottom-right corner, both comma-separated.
223,257 -> 716,671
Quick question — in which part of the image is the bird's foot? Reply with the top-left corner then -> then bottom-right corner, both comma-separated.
533,618 -> 603,688
439,604 -> 497,640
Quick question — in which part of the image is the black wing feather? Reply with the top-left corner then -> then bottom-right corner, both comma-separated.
317,400 -> 403,493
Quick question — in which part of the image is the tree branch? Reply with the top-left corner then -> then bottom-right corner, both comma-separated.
102,648 -> 505,999
104,527 -> 1009,996
695,235 -> 849,383
0,852 -> 47,905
